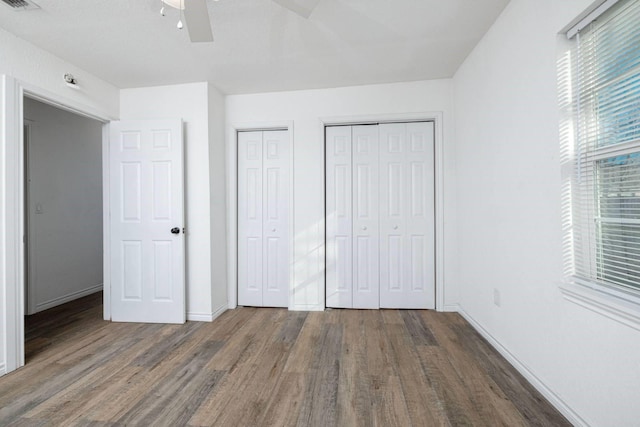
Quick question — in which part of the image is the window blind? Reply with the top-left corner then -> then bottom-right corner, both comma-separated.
572,0 -> 640,293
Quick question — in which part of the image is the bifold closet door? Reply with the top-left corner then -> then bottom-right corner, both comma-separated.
326,125 -> 379,309
326,122 -> 435,310
379,122 -> 435,309
238,130 -> 289,308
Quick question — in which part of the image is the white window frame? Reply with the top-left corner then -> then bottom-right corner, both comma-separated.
560,0 -> 640,331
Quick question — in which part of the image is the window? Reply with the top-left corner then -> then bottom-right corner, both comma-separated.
570,0 -> 640,301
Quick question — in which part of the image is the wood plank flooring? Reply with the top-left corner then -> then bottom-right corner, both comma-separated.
0,294 -> 570,426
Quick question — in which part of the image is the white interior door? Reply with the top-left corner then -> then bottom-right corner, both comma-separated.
326,126 -> 353,308
238,131 -> 263,306
379,122 -> 435,309
326,125 -> 380,309
262,130 -> 290,307
325,122 -> 435,310
352,125 -> 380,309
109,120 -> 185,323
238,130 -> 289,308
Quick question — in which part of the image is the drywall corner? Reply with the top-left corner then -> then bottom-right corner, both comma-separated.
208,83 -> 228,314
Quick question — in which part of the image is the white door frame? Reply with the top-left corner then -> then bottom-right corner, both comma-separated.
226,122 -> 295,309
320,112 -> 446,311
1,76 -> 114,375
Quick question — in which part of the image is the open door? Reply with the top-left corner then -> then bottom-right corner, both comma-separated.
109,120 -> 185,323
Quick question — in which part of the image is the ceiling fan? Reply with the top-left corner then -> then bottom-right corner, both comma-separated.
161,0 -> 322,43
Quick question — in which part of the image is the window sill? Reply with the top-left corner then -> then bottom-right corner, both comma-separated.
560,280 -> 640,332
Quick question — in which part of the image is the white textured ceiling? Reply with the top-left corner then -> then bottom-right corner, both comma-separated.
0,0 -> 510,94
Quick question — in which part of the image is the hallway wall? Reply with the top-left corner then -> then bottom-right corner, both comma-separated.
24,98 -> 103,314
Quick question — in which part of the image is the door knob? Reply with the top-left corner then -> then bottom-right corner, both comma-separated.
271,227 -> 276,232
361,226 -> 367,231
393,225 -> 398,230
171,227 -> 180,234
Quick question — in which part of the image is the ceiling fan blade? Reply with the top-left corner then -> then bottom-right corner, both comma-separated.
184,0 -> 213,42
271,0 -> 321,18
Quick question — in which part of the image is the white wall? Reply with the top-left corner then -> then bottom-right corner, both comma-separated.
1,28 -> 119,376
226,80 -> 458,310
24,98 -> 103,314
0,78 -> 6,376
120,82 -> 225,321
0,28 -> 119,117
208,84 -> 228,317
453,0 -> 640,425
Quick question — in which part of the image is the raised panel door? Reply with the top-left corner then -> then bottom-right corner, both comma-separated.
262,130 -> 290,307
238,130 -> 290,308
238,131 -> 264,306
326,126 -> 353,308
352,125 -> 379,309
110,120 -> 185,323
379,122 -> 435,309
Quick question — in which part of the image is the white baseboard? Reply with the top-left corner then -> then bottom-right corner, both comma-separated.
187,312 -> 215,322
442,303 -> 460,312
34,283 -> 103,313
289,304 -> 324,311
187,304 -> 228,322
0,363 -> 5,377
457,308 -> 588,427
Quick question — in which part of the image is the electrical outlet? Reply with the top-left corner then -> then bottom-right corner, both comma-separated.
493,288 -> 501,307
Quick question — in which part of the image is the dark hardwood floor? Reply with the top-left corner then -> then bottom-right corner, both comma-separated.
0,294 -> 570,426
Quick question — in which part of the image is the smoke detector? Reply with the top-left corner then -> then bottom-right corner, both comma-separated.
1,0 -> 40,11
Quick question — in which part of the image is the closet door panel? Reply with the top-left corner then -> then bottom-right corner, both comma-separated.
238,131 -> 264,306
379,123 -> 405,306
326,126 -> 353,308
262,130 -> 290,307
352,125 -> 379,309
379,122 -> 435,309
405,122 -> 435,306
